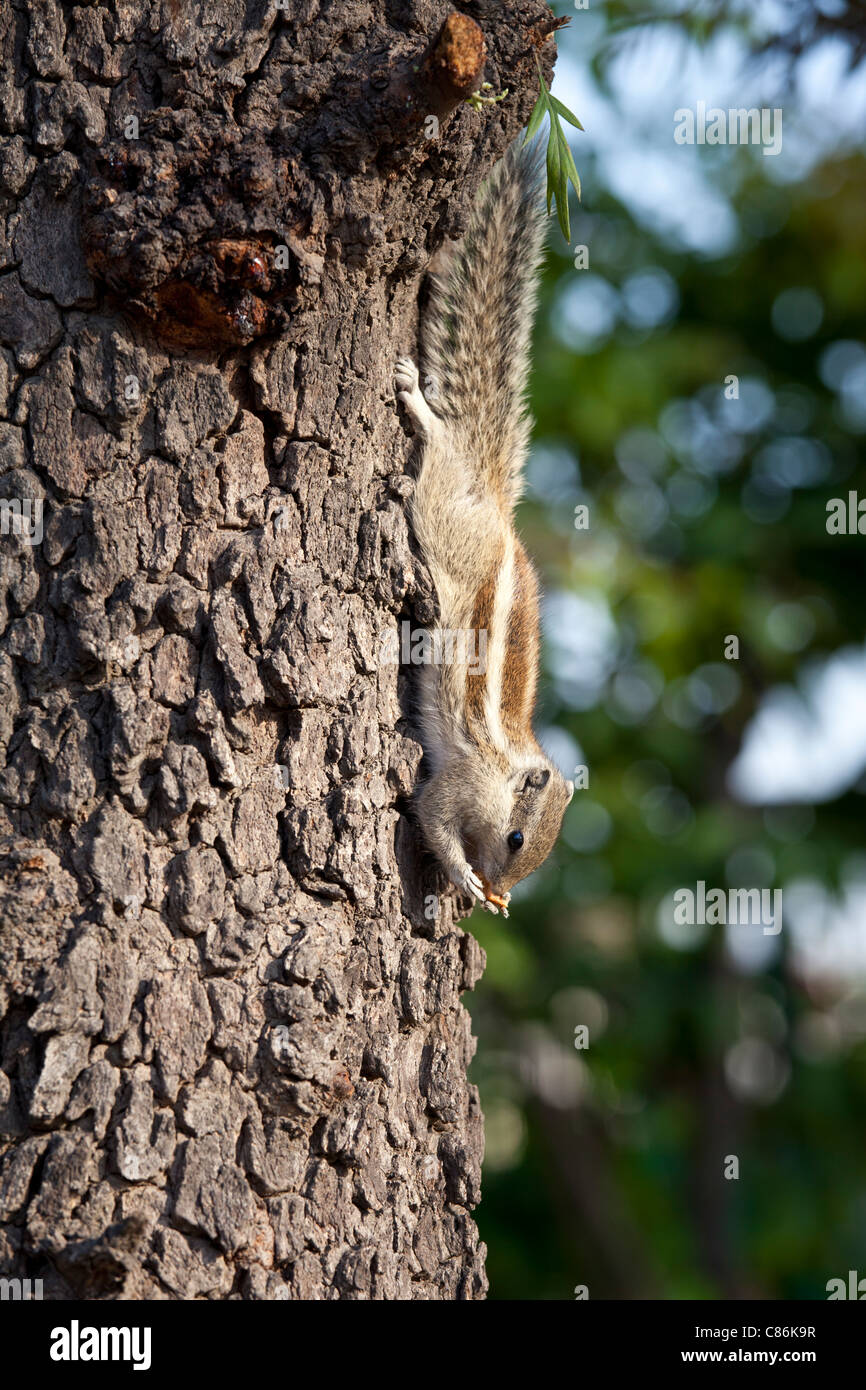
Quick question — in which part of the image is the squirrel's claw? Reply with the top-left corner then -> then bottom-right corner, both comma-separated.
456,865 -> 486,904
395,356 -> 419,395
395,356 -> 437,440
479,876 -> 511,917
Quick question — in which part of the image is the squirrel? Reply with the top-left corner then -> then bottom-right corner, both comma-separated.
394,139 -> 574,920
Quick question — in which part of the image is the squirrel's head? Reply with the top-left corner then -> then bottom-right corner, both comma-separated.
463,756 -> 574,898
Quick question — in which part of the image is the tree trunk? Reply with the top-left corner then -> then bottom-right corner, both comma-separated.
0,0 -> 554,1300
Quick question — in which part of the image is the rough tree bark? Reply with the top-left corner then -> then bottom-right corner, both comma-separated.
0,0 -> 555,1300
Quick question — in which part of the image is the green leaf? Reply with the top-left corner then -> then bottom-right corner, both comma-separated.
525,58 -> 583,243
555,161 -> 571,241
559,131 -> 582,203
524,92 -> 548,143
550,95 -> 585,131
545,121 -> 561,220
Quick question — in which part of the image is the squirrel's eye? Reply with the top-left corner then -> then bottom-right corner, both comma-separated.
507,830 -> 524,853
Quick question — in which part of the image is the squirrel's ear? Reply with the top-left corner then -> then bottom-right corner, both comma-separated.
565,780 -> 574,804
520,768 -> 550,794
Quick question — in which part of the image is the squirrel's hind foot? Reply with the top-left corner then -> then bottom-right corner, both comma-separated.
395,356 -> 437,439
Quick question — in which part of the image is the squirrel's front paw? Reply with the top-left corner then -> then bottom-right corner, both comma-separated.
453,864 -> 486,905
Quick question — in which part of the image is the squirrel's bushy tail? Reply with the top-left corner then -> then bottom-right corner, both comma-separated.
422,138 -> 547,506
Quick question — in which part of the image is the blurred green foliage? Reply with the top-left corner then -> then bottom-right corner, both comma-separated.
469,0 -> 866,1300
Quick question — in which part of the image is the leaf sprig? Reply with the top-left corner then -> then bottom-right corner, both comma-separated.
524,62 -> 583,243
465,82 -> 510,113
